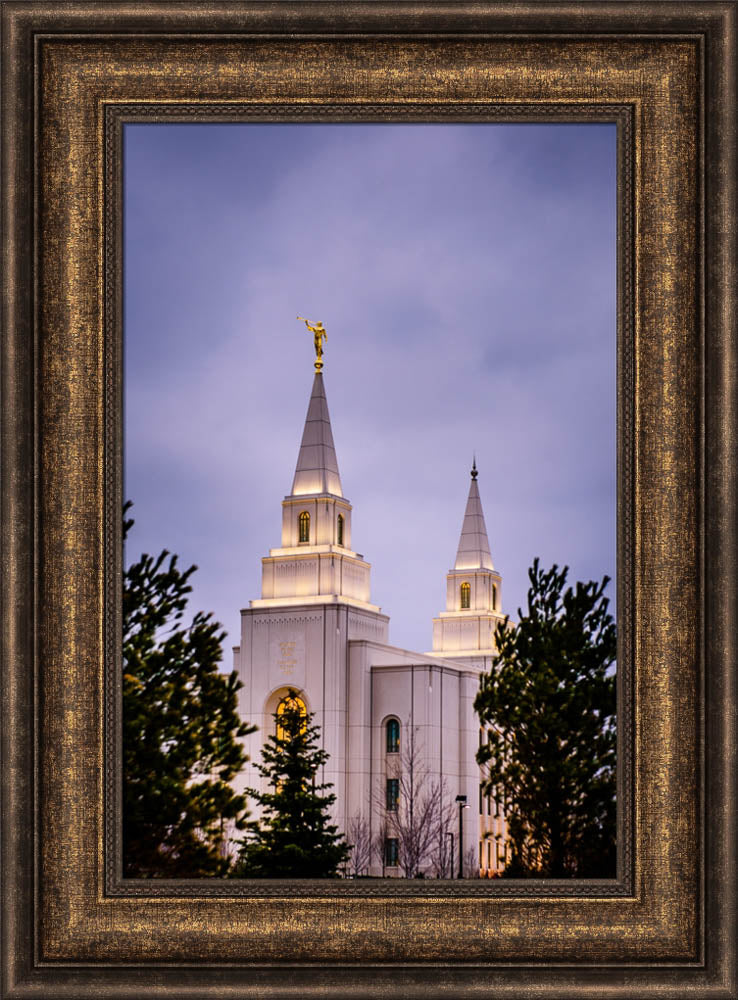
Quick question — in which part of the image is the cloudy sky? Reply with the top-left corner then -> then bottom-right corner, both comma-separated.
124,122 -> 616,661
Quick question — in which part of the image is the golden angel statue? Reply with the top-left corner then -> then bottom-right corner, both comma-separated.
297,316 -> 327,369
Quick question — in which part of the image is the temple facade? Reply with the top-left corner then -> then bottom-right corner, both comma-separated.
232,363 -> 508,877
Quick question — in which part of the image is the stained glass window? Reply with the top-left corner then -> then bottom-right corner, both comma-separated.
276,694 -> 307,741
298,511 -> 310,542
386,718 -> 400,754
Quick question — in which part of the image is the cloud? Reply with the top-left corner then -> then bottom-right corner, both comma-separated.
124,122 -> 616,652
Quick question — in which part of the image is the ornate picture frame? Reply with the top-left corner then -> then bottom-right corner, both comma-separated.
2,3 -> 735,997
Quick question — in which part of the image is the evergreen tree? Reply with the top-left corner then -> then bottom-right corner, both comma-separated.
475,558 -> 617,878
235,693 -> 350,878
123,504 -> 256,877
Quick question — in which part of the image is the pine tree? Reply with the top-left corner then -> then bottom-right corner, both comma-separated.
475,558 -> 617,878
235,693 -> 350,878
123,504 -> 256,877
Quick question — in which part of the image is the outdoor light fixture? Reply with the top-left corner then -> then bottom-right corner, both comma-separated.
455,794 -> 469,879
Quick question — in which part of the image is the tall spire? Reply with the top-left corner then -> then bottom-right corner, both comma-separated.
454,459 -> 493,570
290,372 -> 343,497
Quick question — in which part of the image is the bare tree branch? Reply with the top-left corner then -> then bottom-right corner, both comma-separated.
346,813 -> 373,877
375,723 -> 456,879
373,815 -> 389,876
427,776 -> 458,878
463,844 -> 479,879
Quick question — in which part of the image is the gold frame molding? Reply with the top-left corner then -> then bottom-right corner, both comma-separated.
1,3 -> 735,997
103,99 -> 636,904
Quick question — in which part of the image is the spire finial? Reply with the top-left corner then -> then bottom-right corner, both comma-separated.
453,455 -> 493,571
297,316 -> 327,373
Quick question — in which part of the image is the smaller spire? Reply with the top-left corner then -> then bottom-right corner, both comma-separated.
454,462 -> 493,571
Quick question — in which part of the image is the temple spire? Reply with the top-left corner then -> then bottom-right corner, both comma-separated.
430,459 -> 503,661
290,372 -> 343,497
454,460 -> 493,570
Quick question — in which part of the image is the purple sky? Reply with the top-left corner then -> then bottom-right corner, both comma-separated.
124,123 -> 616,661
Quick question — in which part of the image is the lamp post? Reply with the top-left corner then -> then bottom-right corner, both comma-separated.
455,794 -> 469,879
446,831 -> 454,879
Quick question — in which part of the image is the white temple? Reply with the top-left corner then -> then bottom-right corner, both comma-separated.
232,359 -> 508,877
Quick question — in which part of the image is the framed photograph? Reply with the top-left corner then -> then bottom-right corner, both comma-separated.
121,119 -> 618,887
2,3 -> 735,997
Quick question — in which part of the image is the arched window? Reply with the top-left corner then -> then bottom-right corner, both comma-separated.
460,581 -> 471,609
386,718 -> 400,754
337,513 -> 344,547
298,511 -> 310,543
492,583 -> 497,610
276,694 -> 307,741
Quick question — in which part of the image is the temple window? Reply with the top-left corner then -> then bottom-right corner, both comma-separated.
386,718 -> 400,754
460,581 -> 471,609
276,694 -> 307,741
386,778 -> 399,811
337,513 -> 344,546
298,510 -> 310,543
